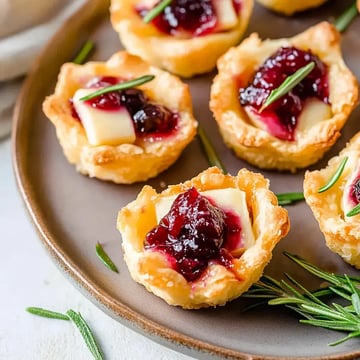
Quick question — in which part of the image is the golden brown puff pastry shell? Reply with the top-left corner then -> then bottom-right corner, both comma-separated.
110,0 -> 254,78
304,132 -> 360,268
256,0 -> 327,16
117,167 -> 290,309
42,51 -> 197,184
210,22 -> 359,172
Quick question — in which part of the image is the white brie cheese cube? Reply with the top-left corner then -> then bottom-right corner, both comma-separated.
245,98 -> 332,138
213,0 -> 238,31
73,88 -> 136,146
154,188 -> 255,254
201,188 -> 255,252
297,98 -> 332,132
244,105 -> 268,132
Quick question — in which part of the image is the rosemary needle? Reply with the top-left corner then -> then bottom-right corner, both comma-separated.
197,125 -> 227,173
334,1 -> 358,33
80,75 -> 155,101
96,242 -> 119,273
276,192 -> 305,206
318,156 -> 348,193
143,0 -> 172,23
259,62 -> 315,112
346,202 -> 360,217
26,307 -> 69,320
67,310 -> 104,360
73,40 -> 94,65
27,307 -> 105,359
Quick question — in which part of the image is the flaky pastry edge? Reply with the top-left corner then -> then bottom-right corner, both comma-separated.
42,51 -> 198,184
210,21 -> 359,172
304,132 -> 360,268
117,166 -> 290,309
110,0 -> 254,77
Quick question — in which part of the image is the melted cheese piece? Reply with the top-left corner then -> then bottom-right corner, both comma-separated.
154,188 -> 255,255
245,98 -> 332,137
73,88 -> 136,146
213,0 -> 238,31
296,98 -> 332,132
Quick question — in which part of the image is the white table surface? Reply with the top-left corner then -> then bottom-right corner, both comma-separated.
0,136 -> 196,360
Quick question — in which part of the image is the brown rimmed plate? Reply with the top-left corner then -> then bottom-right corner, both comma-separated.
12,0 -> 360,359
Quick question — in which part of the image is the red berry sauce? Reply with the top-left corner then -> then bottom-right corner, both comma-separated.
348,173 -> 360,207
144,187 -> 244,282
71,76 -> 178,138
239,46 -> 329,141
137,0 -> 241,37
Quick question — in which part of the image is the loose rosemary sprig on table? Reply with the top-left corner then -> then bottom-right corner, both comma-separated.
26,306 -> 70,320
26,307 -> 105,359
244,252 -> 360,346
67,310 -> 104,360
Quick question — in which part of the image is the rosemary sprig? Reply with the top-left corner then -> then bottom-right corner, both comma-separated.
346,202 -> 360,217
27,307 -> 105,359
334,1 -> 358,33
276,192 -> 305,206
318,156 -> 348,193
67,310 -> 104,360
143,0 -> 172,23
73,40 -> 94,65
197,125 -> 227,173
244,252 -> 360,346
96,242 -> 119,273
26,307 -> 70,320
259,62 -> 315,112
79,75 -> 155,101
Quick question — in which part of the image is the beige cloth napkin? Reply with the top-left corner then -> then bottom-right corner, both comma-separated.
0,0 -> 85,138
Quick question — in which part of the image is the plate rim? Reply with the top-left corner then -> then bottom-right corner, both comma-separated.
11,0 -> 360,359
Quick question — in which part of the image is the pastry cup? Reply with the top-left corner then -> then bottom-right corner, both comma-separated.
117,167 -> 290,309
210,21 -> 359,172
256,0 -> 328,16
43,51 -> 197,184
110,0 -> 254,78
304,132 -> 360,268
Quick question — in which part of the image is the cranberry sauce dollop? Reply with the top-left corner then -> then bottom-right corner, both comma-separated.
137,0 -> 241,37
239,46 -> 329,141
73,76 -> 178,137
144,187 -> 243,282
349,173 -> 360,206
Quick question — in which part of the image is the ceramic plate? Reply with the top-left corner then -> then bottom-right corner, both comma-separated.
13,0 -> 360,359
